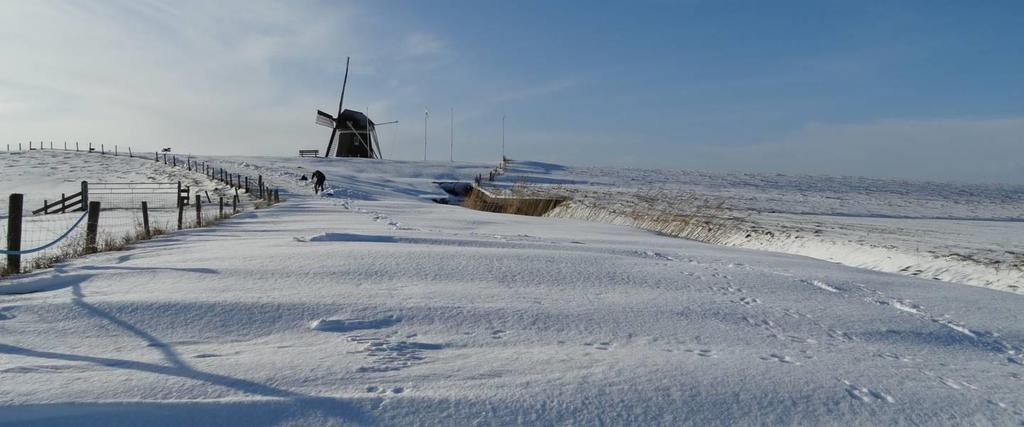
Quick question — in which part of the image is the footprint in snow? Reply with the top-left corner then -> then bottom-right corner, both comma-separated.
733,296 -> 761,306
841,379 -> 894,403
638,250 -> 675,261
760,353 -> 800,365
366,385 -> 404,395
685,349 -> 716,358
583,341 -> 612,350
876,352 -> 912,362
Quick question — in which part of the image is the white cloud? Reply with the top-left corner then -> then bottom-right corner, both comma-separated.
0,1 -> 364,154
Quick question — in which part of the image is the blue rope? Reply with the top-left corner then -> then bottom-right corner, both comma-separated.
0,209 -> 90,255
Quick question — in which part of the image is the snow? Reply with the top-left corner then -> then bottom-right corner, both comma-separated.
483,161 -> 1024,293
1,152 -> 1023,425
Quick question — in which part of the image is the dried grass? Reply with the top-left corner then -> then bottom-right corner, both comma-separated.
461,185 -> 565,217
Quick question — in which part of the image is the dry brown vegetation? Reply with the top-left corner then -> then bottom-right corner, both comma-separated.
539,188 -> 750,245
461,185 -> 566,217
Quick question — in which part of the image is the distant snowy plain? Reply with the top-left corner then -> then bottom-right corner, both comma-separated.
0,151 -> 1022,425
483,161 -> 1024,294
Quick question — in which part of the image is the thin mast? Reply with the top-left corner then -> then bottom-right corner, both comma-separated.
450,107 -> 454,162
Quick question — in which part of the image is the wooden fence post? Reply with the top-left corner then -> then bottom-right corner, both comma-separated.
195,195 -> 202,227
6,194 -> 24,274
80,181 -> 89,211
219,197 -> 224,218
177,200 -> 184,230
245,176 -> 250,193
64,141 -> 67,151
129,147 -> 133,158
85,201 -> 101,254
233,194 -> 238,213
258,175 -> 264,199
114,145 -> 118,156
141,201 -> 151,238
76,141 -> 79,152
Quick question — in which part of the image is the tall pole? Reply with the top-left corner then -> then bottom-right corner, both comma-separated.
450,107 -> 454,162
501,115 -> 506,158
325,56 -> 350,158
424,107 -> 429,161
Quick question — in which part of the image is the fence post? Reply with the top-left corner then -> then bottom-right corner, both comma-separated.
101,144 -> 105,154
60,193 -> 66,212
19,143 -> 22,151
176,181 -> 182,208
115,145 -> 118,156
76,141 -> 79,152
204,190 -> 212,203
50,141 -> 53,150
245,176 -> 249,193
173,156 -> 176,167
129,147 -> 133,158
177,199 -> 184,230
195,195 -> 202,227
85,201 -> 101,254
80,181 -> 89,211
274,189 -> 280,204
141,201 -> 151,238
219,196 -> 224,218
64,141 -> 67,151
88,142 -> 92,152
6,194 -> 24,275
233,194 -> 238,213
258,175 -> 264,198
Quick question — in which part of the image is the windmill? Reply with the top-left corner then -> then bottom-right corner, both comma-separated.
315,57 -> 394,159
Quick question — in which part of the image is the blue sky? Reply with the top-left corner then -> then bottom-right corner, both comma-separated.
2,1 -> 1022,183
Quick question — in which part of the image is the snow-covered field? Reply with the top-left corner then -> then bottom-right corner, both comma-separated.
482,161 -> 1024,293
1,153 -> 1023,425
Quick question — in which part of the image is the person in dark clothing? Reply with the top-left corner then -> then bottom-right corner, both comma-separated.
311,170 -> 326,194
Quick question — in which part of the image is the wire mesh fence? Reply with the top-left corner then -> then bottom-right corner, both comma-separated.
3,178 -> 282,278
